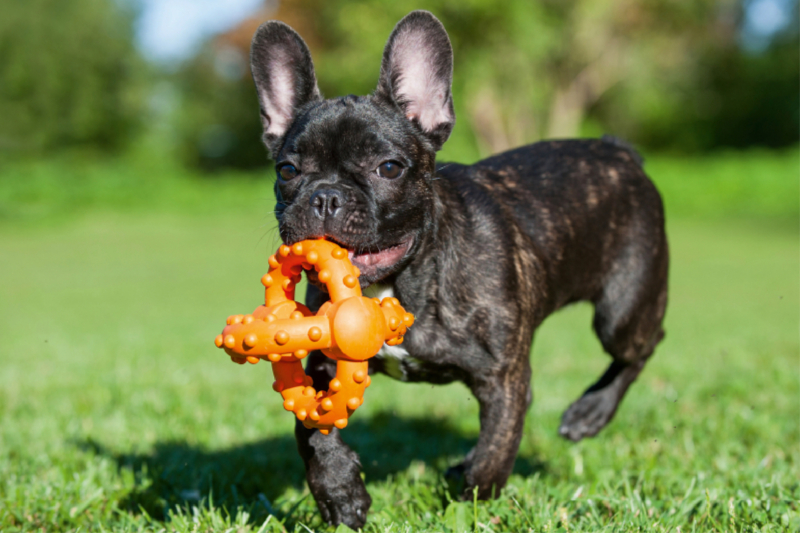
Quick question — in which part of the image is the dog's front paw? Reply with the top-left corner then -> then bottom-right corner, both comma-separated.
559,388 -> 619,441
306,448 -> 371,528
313,481 -> 370,529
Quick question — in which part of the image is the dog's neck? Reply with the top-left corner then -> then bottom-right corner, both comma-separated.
372,176 -> 467,315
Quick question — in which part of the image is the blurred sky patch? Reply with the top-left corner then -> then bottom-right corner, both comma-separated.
134,0 -> 272,62
741,0 -> 796,50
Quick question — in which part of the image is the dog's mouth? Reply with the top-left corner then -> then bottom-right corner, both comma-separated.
325,236 -> 414,279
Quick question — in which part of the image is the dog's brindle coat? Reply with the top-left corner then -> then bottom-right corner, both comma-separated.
250,11 -> 668,528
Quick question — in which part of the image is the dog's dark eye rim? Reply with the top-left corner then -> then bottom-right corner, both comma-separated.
277,163 -> 299,180
376,160 -> 405,179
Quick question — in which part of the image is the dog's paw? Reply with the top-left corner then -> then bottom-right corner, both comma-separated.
559,389 -> 619,442
444,462 -> 467,499
306,448 -> 371,529
315,484 -> 371,530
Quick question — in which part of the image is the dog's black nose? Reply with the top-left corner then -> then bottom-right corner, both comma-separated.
309,189 -> 345,219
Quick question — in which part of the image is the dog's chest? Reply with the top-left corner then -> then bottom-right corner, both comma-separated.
363,283 -> 417,379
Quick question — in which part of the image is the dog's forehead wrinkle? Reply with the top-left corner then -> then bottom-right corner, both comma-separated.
293,120 -> 416,178
285,96 -> 434,177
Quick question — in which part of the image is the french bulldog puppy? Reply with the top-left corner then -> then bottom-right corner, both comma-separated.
249,10 -> 668,528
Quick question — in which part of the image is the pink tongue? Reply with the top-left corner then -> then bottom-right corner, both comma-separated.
348,243 -> 407,269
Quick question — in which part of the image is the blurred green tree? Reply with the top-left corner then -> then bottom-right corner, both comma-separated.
0,0 -> 145,155
173,42 -> 266,170
590,0 -> 799,151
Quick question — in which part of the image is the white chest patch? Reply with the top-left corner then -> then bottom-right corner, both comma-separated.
363,283 -> 411,361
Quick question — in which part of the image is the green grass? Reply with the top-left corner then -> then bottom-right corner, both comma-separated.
0,150 -> 798,531
0,211 -> 797,532
646,149 -> 799,221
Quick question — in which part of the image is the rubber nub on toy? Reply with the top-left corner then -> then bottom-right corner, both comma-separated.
214,239 -> 413,434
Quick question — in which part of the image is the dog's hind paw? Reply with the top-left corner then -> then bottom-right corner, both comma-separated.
444,462 -> 467,499
558,388 -> 620,442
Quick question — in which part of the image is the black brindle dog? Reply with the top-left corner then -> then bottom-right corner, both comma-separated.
249,10 -> 668,528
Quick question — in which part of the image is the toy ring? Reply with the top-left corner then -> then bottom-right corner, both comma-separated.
214,239 -> 413,434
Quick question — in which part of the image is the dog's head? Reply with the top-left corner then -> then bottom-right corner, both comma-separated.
250,11 -> 455,285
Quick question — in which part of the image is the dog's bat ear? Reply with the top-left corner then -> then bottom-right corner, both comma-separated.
250,21 -> 322,157
376,10 -> 455,151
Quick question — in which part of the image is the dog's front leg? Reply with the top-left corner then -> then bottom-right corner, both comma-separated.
456,358 -> 532,499
294,351 -> 371,528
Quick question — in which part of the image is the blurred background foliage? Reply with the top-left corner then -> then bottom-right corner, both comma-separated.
172,0 -> 800,169
0,0 -> 797,216
0,0 -> 147,154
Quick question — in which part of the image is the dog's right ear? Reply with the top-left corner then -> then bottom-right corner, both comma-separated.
250,21 -> 321,157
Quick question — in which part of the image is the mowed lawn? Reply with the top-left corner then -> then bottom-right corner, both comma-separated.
0,206 -> 797,531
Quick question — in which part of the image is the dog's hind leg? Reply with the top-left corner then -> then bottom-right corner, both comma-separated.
559,236 -> 668,442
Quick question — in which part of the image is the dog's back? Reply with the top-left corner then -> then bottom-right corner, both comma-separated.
438,138 -> 667,313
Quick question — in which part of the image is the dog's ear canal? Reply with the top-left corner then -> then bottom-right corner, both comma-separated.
376,10 -> 455,151
250,21 -> 321,157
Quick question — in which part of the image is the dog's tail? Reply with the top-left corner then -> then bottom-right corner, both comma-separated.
601,134 -> 645,167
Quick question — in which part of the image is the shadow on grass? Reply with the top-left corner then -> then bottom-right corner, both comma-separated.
79,411 -> 546,525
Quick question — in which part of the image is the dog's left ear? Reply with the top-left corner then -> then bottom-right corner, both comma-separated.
376,11 -> 455,150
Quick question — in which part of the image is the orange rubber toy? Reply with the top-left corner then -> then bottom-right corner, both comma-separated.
214,239 -> 414,434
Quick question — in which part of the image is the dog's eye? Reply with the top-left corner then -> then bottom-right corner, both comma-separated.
277,164 -> 299,180
376,161 -> 404,179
